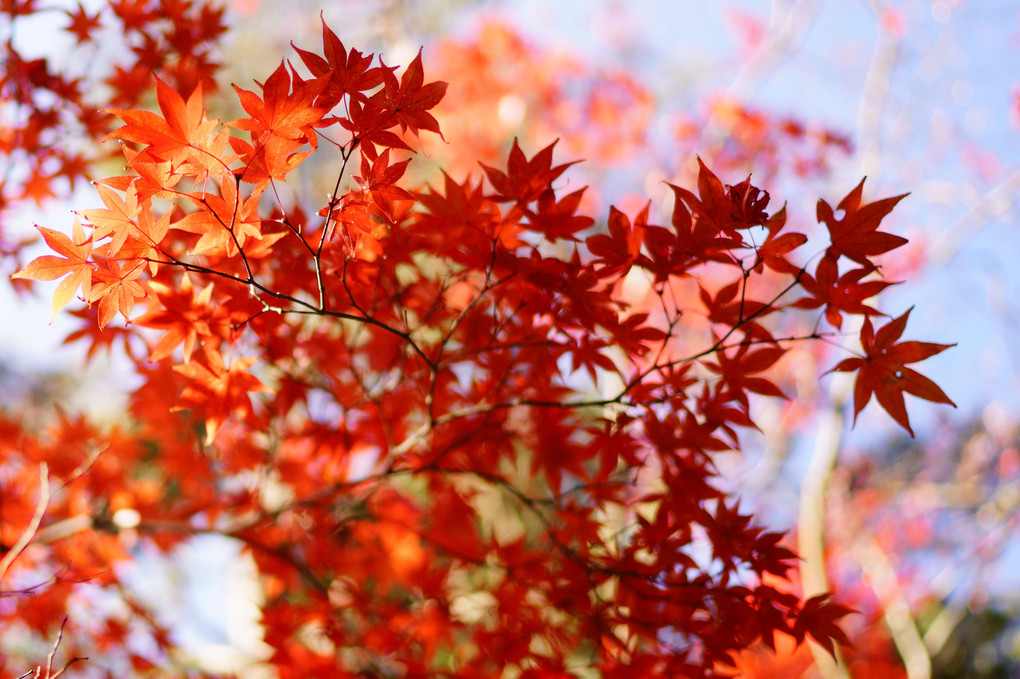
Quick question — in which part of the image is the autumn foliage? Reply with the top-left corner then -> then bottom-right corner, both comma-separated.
0,0 -> 226,236
1,7 -> 959,678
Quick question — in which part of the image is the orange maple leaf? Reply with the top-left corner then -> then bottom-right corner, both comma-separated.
828,308 -> 955,436
174,178 -> 264,257
172,345 -> 272,444
12,219 -> 94,320
106,76 -> 226,176
133,276 -> 217,362
88,258 -> 146,329
230,63 -> 327,144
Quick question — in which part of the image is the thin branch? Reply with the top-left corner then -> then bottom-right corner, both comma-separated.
852,532 -> 932,679
856,0 -> 902,179
0,464 -> 50,589
929,169 -> 1020,265
798,383 -> 850,679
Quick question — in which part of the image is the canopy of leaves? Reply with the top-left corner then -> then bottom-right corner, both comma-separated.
0,7 -> 958,678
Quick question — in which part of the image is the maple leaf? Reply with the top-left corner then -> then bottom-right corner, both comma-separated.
702,340 -> 787,409
101,146 -> 182,203
19,167 -> 57,206
828,308 -> 956,436
172,345 -> 272,445
794,254 -> 898,329
700,500 -> 762,567
480,138 -> 578,205
88,258 -> 146,329
569,335 -> 617,384
81,182 -> 141,255
791,594 -> 854,657
670,157 -> 768,237
63,306 -> 135,360
110,206 -> 171,276
64,2 -> 102,45
587,203 -> 646,278
353,148 -> 413,203
2,0 -> 41,16
106,76 -> 226,175
12,219 -> 94,320
342,97 -> 413,154
685,157 -> 731,228
131,275 -> 218,362
526,187 -> 595,242
229,134 -> 311,186
415,172 -> 502,267
173,179 -> 265,256
109,0 -> 152,32
293,16 -> 386,108
817,178 -> 908,267
379,48 -> 448,139
726,175 -> 770,228
230,63 -> 327,144
749,205 -> 805,274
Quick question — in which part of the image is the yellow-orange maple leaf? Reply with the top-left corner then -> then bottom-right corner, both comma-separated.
81,183 -> 141,255
88,258 -> 146,329
12,219 -> 94,320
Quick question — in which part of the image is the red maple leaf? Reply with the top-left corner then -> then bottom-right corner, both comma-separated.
817,178 -> 908,267
293,15 -> 386,107
702,340 -> 787,410
527,187 -> 595,242
353,147 -> 413,203
109,0 -> 152,32
791,595 -> 855,657
480,138 -> 578,204
587,203 -> 646,277
373,48 -> 447,142
794,254 -> 898,329
64,2 -> 102,45
749,205 -> 805,274
828,308 -> 956,436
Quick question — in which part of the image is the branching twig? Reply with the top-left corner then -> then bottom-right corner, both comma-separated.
17,616 -> 88,679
